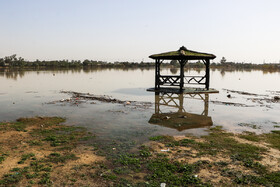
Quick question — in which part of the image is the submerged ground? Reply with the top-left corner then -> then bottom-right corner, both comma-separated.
0,117 -> 280,186
0,68 -> 280,186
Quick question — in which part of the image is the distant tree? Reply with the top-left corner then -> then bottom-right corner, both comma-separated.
170,60 -> 179,67
220,57 -> 226,64
3,54 -> 18,66
0,58 -> 4,66
170,68 -> 178,74
83,59 -> 90,66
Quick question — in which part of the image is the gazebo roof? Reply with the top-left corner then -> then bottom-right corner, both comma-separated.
149,46 -> 216,60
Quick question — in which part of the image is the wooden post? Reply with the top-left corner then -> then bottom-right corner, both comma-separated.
178,93 -> 184,113
204,94 -> 209,116
158,60 -> 161,89
155,93 -> 160,114
205,59 -> 210,90
155,59 -> 159,90
179,60 -> 186,92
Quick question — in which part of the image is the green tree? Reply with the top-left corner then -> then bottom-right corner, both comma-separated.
83,59 -> 90,66
170,60 -> 179,67
220,57 -> 226,64
0,58 -> 4,66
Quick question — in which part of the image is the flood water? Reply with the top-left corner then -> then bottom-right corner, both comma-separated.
0,67 -> 280,148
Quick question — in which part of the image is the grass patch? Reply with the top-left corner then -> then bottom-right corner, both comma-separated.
146,158 -> 206,186
113,167 -> 131,175
0,154 -> 8,164
102,173 -> 117,181
196,128 -> 267,162
9,122 -> 27,132
27,140 -> 43,146
149,135 -> 196,148
0,117 -> 65,132
238,123 -> 261,129
233,172 -> 280,186
239,131 -> 261,142
263,130 -> 280,150
17,117 -> 65,126
18,153 -> 36,164
38,172 -> 51,185
243,159 -> 267,174
117,154 -> 140,167
46,152 -> 78,163
0,117 -> 92,186
0,123 -> 8,131
149,135 -> 174,142
139,145 -> 152,158
0,171 -> 24,185
144,129 -> 280,186
31,125 -> 86,147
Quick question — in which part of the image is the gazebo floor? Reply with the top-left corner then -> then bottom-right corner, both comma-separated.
147,87 -> 219,94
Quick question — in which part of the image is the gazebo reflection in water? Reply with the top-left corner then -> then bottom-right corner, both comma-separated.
148,92 -> 213,131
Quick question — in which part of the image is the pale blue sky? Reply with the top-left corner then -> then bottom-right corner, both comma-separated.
0,0 -> 279,63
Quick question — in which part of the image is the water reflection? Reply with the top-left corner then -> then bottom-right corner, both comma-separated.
149,93 -> 212,131
0,67 -> 154,80
0,68 -> 26,80
170,68 -> 178,74
1,67 -> 279,81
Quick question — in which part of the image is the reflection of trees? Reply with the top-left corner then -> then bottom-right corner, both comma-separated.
0,66 -> 155,80
1,66 -> 279,80
0,68 -> 26,80
262,69 -> 280,74
184,67 -> 202,74
220,69 -> 225,77
170,68 -> 178,74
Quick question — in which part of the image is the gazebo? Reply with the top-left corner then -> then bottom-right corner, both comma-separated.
148,46 -> 216,93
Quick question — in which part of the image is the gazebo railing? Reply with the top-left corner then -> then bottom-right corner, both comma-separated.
159,75 -> 180,86
184,76 -> 206,85
159,75 -> 206,86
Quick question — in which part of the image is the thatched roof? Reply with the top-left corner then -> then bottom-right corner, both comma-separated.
149,46 -> 216,60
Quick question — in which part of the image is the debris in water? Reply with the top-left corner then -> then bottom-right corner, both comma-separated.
163,116 -> 171,120
161,149 -> 170,152
45,91 -> 152,109
223,89 -> 268,96
274,96 -> 280,101
211,100 -> 253,107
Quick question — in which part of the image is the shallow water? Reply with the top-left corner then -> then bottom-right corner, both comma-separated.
0,67 -> 279,147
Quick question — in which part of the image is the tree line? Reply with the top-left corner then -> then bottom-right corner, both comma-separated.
0,54 -> 156,68
1,54 -> 279,71
171,58 -> 280,71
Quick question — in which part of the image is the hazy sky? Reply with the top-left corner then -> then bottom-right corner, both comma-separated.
0,0 -> 280,63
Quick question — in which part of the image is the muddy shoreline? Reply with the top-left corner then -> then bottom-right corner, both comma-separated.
1,117 -> 280,186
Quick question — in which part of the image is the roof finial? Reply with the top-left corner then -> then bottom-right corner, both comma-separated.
179,46 -> 187,51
